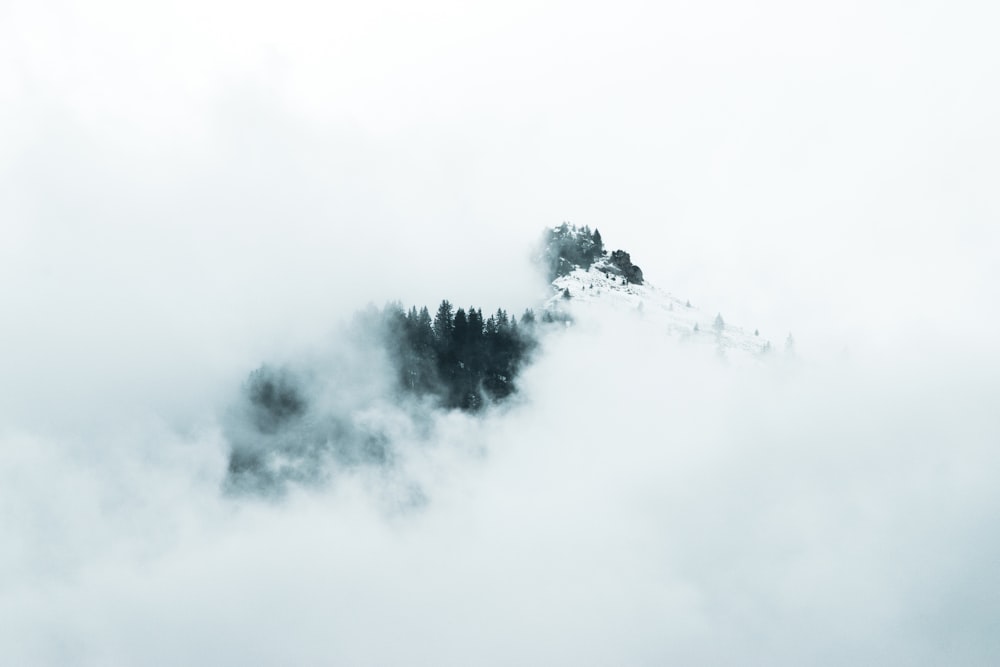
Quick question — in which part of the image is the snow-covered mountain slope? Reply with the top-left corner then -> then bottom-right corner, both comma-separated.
544,259 -> 773,362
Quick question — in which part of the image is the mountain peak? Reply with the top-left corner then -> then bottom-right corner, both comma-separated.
540,222 -> 645,285
541,225 -> 772,361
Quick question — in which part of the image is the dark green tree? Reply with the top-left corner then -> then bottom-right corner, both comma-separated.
453,307 -> 469,346
433,300 -> 454,343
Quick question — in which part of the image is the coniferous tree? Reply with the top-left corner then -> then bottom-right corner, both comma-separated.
416,307 -> 433,350
453,308 -> 469,347
496,308 -> 509,330
433,300 -> 455,344
592,228 -> 604,257
467,307 -> 484,338
468,308 -> 485,368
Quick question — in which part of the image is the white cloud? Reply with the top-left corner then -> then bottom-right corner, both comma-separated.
2,308 -> 999,664
2,0 -> 999,663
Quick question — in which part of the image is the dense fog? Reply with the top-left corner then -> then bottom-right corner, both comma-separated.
2,0 -> 999,664
2,305 -> 998,665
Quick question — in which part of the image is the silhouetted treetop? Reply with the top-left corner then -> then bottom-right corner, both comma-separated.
370,299 -> 543,411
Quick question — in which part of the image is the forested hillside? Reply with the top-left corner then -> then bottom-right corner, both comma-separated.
369,300 -> 538,410
226,299 -> 543,494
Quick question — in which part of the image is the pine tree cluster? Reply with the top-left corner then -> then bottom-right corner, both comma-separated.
227,300 -> 541,494
374,300 -> 538,411
542,223 -> 605,280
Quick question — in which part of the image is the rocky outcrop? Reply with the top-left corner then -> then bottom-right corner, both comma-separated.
608,250 -> 644,285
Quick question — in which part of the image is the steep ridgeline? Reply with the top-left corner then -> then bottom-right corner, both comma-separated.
225,301 -> 541,495
542,224 -> 772,361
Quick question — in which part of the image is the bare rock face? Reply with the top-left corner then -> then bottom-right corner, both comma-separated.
609,250 -> 644,285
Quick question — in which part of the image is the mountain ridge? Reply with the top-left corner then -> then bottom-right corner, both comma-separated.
541,225 -> 773,362
225,224 -> 776,494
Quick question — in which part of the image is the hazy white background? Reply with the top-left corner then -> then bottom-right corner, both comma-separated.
2,0 -> 999,664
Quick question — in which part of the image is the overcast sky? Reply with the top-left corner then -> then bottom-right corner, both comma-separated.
2,1 -> 999,664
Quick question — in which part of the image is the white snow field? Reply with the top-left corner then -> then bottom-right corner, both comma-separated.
546,261 -> 773,362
